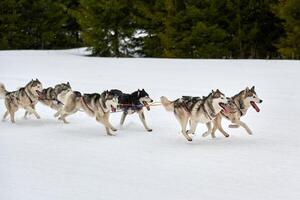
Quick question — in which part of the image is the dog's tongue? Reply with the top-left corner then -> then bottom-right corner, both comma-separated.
111,106 -> 117,112
222,104 -> 230,114
143,102 -> 150,111
251,101 -> 260,112
36,90 -> 44,99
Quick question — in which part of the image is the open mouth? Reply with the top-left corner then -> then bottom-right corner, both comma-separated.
36,90 -> 45,99
251,101 -> 260,112
219,102 -> 230,113
111,105 -> 117,112
143,101 -> 150,111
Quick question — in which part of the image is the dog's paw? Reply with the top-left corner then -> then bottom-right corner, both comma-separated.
111,128 -> 117,132
202,132 -> 210,137
147,129 -> 153,132
225,134 -> 230,137
229,124 -> 239,128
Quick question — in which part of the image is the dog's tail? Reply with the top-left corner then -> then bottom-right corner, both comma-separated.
160,96 -> 174,112
0,83 -> 7,99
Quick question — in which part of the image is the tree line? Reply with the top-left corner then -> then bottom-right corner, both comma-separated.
0,0 -> 299,59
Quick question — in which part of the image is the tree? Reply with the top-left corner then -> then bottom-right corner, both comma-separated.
76,0 -> 136,57
276,0 -> 300,59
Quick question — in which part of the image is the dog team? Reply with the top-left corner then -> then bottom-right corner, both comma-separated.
0,79 -> 263,141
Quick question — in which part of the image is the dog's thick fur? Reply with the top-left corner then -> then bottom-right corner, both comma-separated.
110,89 -> 154,132
207,86 -> 263,138
38,82 -> 71,115
160,89 -> 229,141
55,90 -> 118,136
0,79 -> 43,123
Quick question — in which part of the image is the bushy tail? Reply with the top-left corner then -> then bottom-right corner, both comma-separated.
160,96 -> 174,112
0,83 -> 7,99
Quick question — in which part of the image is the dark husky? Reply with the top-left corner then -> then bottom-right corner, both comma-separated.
55,90 -> 118,136
206,86 -> 263,138
161,90 -> 230,141
110,89 -> 154,132
0,79 -> 43,123
37,82 -> 71,116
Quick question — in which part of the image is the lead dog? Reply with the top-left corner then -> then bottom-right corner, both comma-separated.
160,89 -> 230,141
110,89 -> 153,132
0,79 -> 43,123
206,86 -> 263,138
55,90 -> 118,136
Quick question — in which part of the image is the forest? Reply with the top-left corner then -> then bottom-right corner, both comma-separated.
0,0 -> 299,59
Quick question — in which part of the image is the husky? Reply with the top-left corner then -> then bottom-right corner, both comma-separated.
55,90 -> 118,136
160,89 -> 230,141
0,79 -> 43,123
37,82 -> 71,116
206,86 -> 263,138
110,89 -> 154,132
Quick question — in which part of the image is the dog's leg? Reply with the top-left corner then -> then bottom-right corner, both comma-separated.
96,115 -> 114,136
202,122 -> 212,137
58,113 -> 70,124
54,109 -> 61,118
175,113 -> 192,141
120,112 -> 127,125
2,111 -> 9,122
213,115 -> 229,138
235,120 -> 253,135
104,113 -> 117,131
187,119 -> 197,135
138,111 -> 152,132
229,124 -> 240,128
25,106 -> 40,119
9,111 -> 15,123
24,111 -> 29,119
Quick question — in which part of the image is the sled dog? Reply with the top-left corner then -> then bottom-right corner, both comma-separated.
160,89 -> 230,141
0,79 -> 43,123
37,82 -> 71,116
206,86 -> 263,138
56,90 -> 118,136
110,89 -> 153,132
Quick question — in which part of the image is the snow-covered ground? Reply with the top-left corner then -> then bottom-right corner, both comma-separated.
0,49 -> 299,200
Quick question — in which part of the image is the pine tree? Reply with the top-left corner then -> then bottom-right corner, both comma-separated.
76,0 -> 136,57
276,0 -> 300,59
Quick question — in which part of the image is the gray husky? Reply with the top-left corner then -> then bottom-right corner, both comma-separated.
55,90 -> 118,136
160,89 -> 230,141
0,79 -> 43,123
37,82 -> 71,116
205,86 -> 263,138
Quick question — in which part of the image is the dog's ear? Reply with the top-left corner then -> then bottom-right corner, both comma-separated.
67,82 -> 70,86
211,90 -> 215,94
251,86 -> 255,91
142,89 -> 145,91
216,89 -> 220,93
245,87 -> 249,91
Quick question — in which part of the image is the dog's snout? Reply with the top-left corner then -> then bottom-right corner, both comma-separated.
151,99 -> 154,103
260,99 -> 263,103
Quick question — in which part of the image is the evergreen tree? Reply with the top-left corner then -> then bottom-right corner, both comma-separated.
0,0 -> 82,50
276,0 -> 300,59
76,0 -> 136,57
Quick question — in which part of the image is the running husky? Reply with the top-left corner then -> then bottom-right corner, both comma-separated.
37,82 -> 71,115
0,79 -> 43,123
160,89 -> 230,141
205,86 -> 263,138
110,89 -> 154,132
55,90 -> 118,136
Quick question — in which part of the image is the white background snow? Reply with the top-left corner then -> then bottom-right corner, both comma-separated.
0,49 -> 299,200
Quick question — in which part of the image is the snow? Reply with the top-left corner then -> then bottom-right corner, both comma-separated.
0,48 -> 300,200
